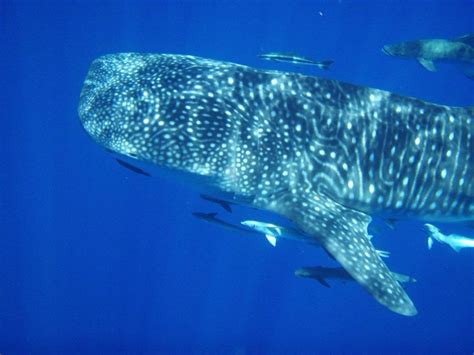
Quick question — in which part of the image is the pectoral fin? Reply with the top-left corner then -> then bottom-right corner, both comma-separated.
418,58 -> 437,72
428,236 -> 434,249
316,277 -> 331,288
269,192 -> 417,316
449,243 -> 462,253
265,234 -> 277,247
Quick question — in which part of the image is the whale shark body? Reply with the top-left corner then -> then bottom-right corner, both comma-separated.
78,53 -> 473,316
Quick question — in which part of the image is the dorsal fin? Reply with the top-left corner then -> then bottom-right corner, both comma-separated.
454,33 -> 474,47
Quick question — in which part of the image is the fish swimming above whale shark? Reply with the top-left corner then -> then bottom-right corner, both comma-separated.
78,53 -> 473,316
383,33 -> 474,78
258,52 -> 333,70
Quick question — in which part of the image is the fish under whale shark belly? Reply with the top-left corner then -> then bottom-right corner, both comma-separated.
78,53 -> 473,316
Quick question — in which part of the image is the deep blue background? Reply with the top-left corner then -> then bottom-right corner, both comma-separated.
1,0 -> 473,353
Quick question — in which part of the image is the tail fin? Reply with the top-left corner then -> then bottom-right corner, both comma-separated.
316,60 -> 333,70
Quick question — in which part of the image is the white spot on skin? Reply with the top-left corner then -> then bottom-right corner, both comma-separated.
227,77 -> 234,85
348,180 -> 354,189
369,184 -> 375,194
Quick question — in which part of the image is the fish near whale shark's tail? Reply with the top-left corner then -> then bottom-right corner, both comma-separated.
271,191 -> 418,316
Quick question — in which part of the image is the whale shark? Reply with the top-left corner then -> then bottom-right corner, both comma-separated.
78,53 -> 473,316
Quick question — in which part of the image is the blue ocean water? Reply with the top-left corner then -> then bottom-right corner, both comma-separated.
1,0 -> 473,353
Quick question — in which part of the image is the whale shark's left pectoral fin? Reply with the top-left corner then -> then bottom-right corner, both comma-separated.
418,58 -> 437,72
271,193 -> 417,316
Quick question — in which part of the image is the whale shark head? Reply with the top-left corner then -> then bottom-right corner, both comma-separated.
78,53 -> 237,178
79,53 -> 148,153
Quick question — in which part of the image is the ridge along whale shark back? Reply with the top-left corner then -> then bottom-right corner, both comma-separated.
78,53 -> 473,316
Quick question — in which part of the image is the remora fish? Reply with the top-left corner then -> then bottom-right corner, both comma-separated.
258,52 -> 333,70
425,223 -> 474,252
200,194 -> 235,213
382,34 -> 474,76
78,53 -> 473,316
192,212 -> 257,235
241,219 -> 315,247
295,266 -> 416,288
116,158 -> 151,177
241,219 -> 391,257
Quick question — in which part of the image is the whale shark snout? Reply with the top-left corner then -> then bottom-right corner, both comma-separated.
78,53 -> 156,154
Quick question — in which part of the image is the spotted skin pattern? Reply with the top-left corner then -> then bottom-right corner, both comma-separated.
79,53 -> 473,316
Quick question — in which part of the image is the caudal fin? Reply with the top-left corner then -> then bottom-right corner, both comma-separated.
316,60 -> 333,70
